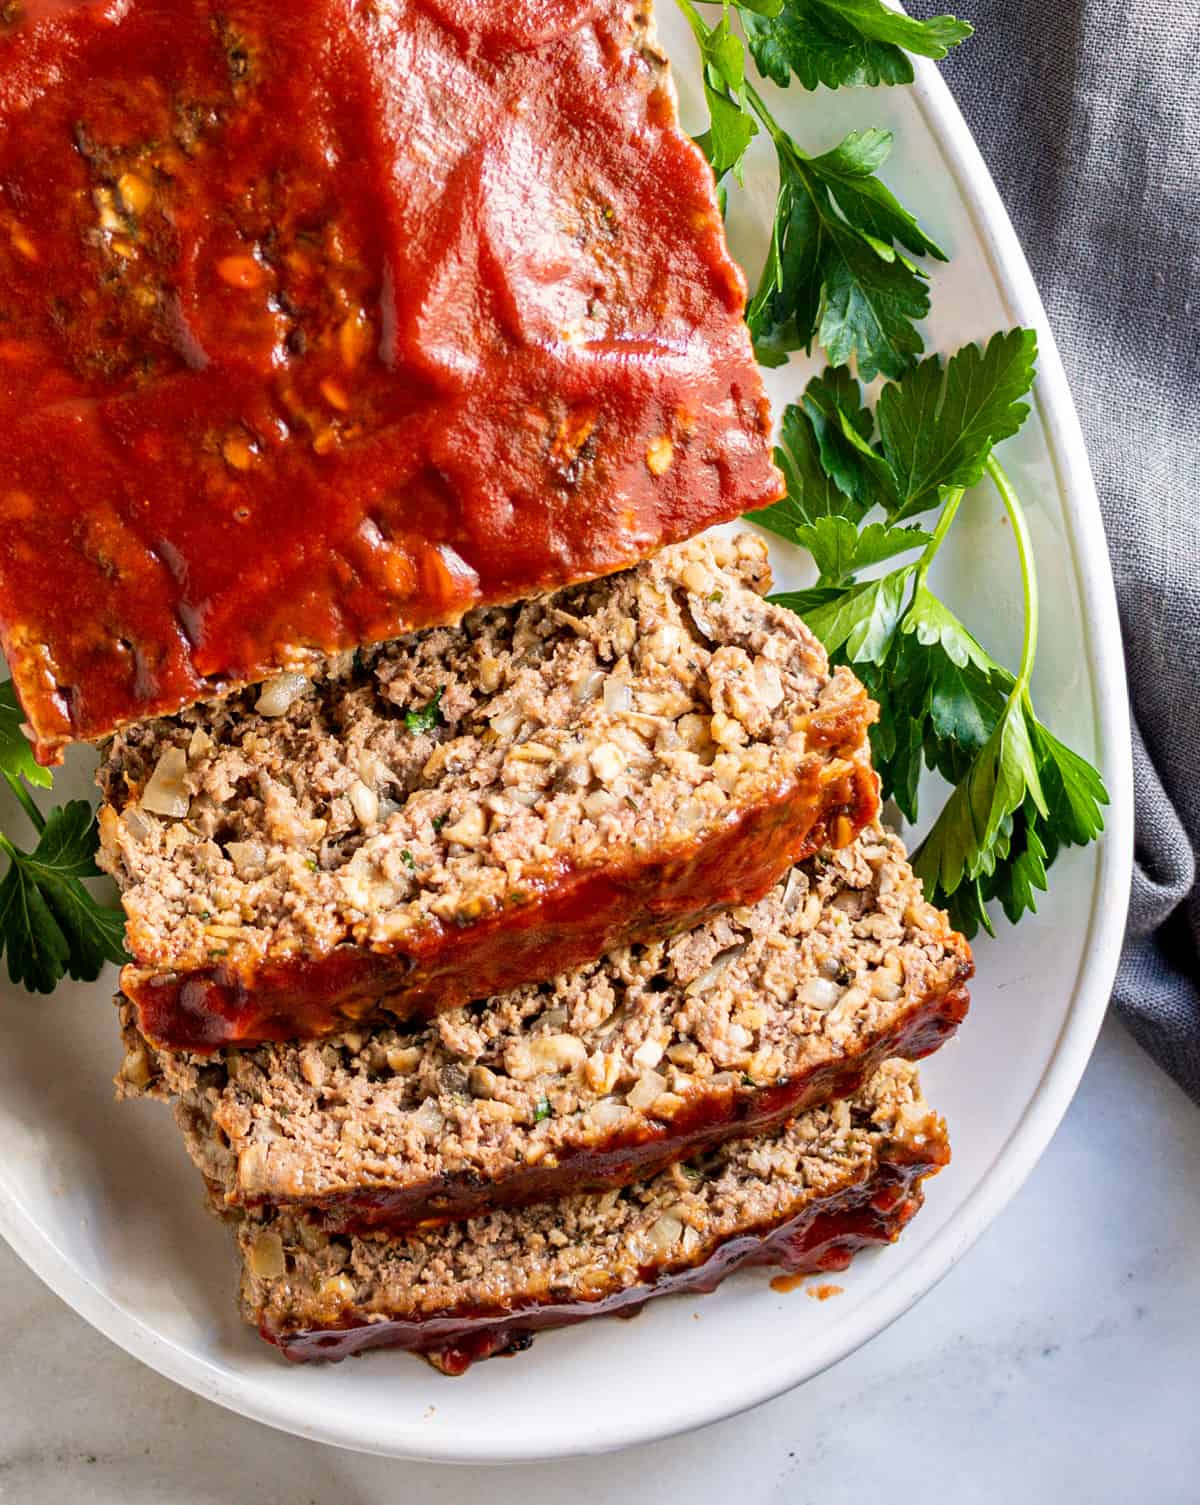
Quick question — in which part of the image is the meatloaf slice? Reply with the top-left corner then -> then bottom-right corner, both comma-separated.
98,534 -> 879,1052
119,824 -> 969,1232
232,1059 -> 948,1371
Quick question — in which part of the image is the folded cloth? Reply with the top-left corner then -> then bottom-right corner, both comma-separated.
916,0 -> 1200,1100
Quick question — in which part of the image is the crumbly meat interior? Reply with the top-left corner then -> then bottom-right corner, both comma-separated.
121,826 -> 967,1207
235,1060 -> 942,1336
98,534 -> 861,974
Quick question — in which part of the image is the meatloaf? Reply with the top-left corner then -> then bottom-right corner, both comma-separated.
98,535 -> 879,1052
231,1059 -> 948,1370
119,824 -> 969,1231
0,0 -> 782,763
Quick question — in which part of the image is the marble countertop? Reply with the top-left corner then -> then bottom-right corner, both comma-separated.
1,1016 -> 1196,1503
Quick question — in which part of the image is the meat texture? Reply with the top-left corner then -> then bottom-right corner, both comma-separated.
120,824 -> 970,1231
231,1059 -> 949,1371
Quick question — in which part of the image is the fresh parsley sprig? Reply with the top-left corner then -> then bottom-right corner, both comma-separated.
757,332 -> 1109,936
677,0 -> 764,181
743,0 -> 972,92
676,0 -> 969,377
747,121 -> 947,377
0,682 -> 127,993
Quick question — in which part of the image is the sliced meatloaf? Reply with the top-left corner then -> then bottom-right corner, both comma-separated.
98,534 -> 879,1052
119,824 -> 970,1232
232,1059 -> 948,1371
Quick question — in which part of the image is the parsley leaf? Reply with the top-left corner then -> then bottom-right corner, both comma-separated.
912,691 -> 1046,903
800,563 -> 915,662
0,800 -> 127,993
756,332 -> 1038,531
901,579 -> 995,672
796,365 -> 893,513
1033,722 -> 1109,848
404,687 -> 444,735
755,402 -> 846,539
0,680 -> 51,791
855,634 -> 930,821
795,516 -> 931,585
744,0 -> 972,93
680,0 -> 759,181
675,1 -> 955,377
877,328 -> 1039,520
748,129 -> 944,378
754,336 -> 1108,937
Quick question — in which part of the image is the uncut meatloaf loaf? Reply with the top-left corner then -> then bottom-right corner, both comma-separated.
0,0 -> 782,763
98,534 -> 878,1052
119,824 -> 970,1231
231,1059 -> 948,1371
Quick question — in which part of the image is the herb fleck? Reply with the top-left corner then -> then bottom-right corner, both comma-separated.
404,687 -> 444,735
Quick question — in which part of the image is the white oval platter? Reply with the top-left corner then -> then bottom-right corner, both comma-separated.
0,9 -> 1133,1462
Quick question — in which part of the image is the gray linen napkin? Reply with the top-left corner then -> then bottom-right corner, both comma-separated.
910,0 -> 1200,1099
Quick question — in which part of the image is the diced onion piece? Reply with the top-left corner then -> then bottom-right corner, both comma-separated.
684,944 -> 746,997
527,1033 -> 588,1074
687,598 -> 718,641
141,747 -> 190,818
644,1213 -> 683,1257
187,727 -> 213,761
589,1097 -> 628,1128
247,1231 -> 286,1280
489,710 -> 522,739
436,542 -> 480,592
627,1069 -> 667,1111
800,976 -> 841,1010
347,779 -> 379,828
632,1036 -> 666,1070
572,669 -> 605,703
226,840 -> 266,876
122,807 -> 154,841
412,1100 -> 445,1136
781,869 -> 806,913
753,659 -> 785,710
256,672 -> 310,718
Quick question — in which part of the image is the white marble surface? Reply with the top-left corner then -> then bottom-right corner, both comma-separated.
1,1015 -> 1196,1502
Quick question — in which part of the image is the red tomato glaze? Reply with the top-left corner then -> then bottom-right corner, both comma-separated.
0,0 -> 781,760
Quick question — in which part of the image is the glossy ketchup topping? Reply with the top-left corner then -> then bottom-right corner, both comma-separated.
0,0 -> 780,759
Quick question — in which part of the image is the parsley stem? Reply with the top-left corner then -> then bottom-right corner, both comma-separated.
3,769 -> 45,836
744,78 -> 793,153
914,486 -> 964,588
675,0 -> 711,52
986,452 -> 1039,697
